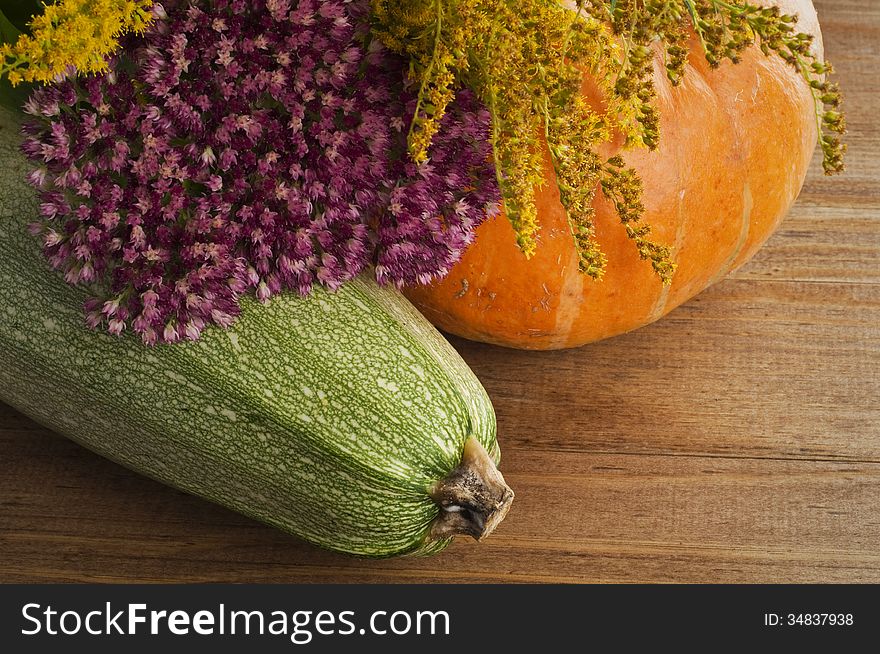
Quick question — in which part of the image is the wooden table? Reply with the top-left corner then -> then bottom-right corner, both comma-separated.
1,0 -> 877,583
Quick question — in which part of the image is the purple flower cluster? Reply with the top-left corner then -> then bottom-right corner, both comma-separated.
22,0 -> 498,344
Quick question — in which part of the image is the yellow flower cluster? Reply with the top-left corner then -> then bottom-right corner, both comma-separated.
547,97 -> 611,279
375,0 -> 601,258
373,0 -> 845,283
373,0 -> 455,165
372,0 -> 671,274
408,45 -> 455,165
0,0 -> 153,86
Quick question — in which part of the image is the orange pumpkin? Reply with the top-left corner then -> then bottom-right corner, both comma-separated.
404,0 -> 822,350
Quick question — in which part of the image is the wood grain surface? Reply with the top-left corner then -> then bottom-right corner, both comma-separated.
1,0 -> 877,583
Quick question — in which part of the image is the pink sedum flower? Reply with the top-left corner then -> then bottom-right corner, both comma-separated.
22,0 -> 499,344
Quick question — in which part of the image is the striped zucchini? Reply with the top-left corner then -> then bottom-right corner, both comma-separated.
0,108 -> 513,557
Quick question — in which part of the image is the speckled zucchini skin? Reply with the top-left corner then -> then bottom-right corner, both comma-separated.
0,108 -> 498,557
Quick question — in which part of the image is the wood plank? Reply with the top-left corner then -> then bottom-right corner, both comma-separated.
738,207 -> 880,285
454,279 -> 880,463
2,428 -> 878,583
1,0 -> 877,583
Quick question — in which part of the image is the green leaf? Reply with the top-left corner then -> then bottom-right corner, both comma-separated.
0,8 -> 23,44
0,6 -> 38,113
0,76 -> 31,113
0,1 -> 43,34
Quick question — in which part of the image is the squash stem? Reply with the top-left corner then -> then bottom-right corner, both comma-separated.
428,436 -> 514,541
